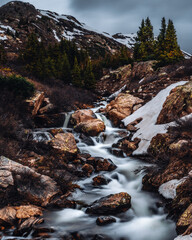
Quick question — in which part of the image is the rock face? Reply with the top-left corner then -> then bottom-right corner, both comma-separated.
96,64 -> 132,96
0,156 -> 60,207
177,204 -> 192,235
71,110 -> 105,136
50,133 -> 78,160
86,192 -> 131,215
104,93 -> 143,126
157,82 -> 192,124
131,61 -> 156,81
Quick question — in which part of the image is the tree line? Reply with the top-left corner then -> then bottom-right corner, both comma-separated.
134,17 -> 184,67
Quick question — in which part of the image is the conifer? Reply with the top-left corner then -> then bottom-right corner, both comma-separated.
72,57 -> 82,87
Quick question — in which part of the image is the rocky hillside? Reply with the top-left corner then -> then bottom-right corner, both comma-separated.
0,1 -> 133,58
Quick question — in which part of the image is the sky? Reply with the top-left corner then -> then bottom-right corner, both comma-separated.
0,0 -> 191,53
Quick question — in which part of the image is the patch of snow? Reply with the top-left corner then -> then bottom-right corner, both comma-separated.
122,81 -> 187,155
0,24 -> 16,34
113,33 -> 137,48
139,78 -> 145,84
0,35 -> 8,41
53,30 -> 60,42
174,234 -> 192,240
62,30 -> 75,41
182,50 -> 192,59
40,10 -> 59,22
159,178 -> 187,199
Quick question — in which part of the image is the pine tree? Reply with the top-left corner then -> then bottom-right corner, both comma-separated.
61,53 -> 71,83
157,17 -> 166,51
72,57 -> 82,87
84,60 -> 96,90
0,44 -> 7,64
133,17 -> 155,61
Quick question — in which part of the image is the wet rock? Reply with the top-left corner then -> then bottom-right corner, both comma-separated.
74,119 -> 105,136
157,82 -> 192,124
71,109 -> 96,125
0,156 -> 60,206
86,157 -> 117,172
96,216 -> 116,226
32,226 -> 55,238
92,175 -> 111,186
86,192 -> 131,215
177,204 -> 192,235
50,133 -> 78,160
26,91 -> 44,116
79,133 -> 94,146
113,137 -> 140,156
104,93 -> 144,126
0,205 -> 43,227
82,164 -> 94,177
93,234 -> 113,240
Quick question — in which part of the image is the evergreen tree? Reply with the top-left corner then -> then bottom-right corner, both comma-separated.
72,57 -> 82,87
157,17 -> 166,51
61,53 -> 71,83
84,60 -> 96,90
133,17 -> 155,61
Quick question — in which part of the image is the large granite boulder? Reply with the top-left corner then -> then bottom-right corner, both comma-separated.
49,133 -> 78,160
103,93 -> 143,126
71,110 -> 105,136
86,192 -> 131,215
157,82 -> 192,124
0,156 -> 60,207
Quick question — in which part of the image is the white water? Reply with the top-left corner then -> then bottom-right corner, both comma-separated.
3,99 -> 177,239
34,102 -> 176,240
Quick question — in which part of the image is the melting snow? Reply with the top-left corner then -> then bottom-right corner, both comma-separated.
159,178 -> 187,199
53,30 -> 60,41
122,81 -> 187,155
0,35 -> 7,41
174,234 -> 192,240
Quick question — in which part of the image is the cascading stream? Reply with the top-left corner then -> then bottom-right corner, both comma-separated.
2,100 -> 177,240
38,101 -> 176,240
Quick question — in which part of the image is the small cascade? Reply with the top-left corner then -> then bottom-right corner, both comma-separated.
63,112 -> 72,128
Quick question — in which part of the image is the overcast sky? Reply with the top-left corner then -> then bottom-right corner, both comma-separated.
1,0 -> 191,53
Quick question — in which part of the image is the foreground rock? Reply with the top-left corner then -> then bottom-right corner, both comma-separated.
0,156 -> 60,207
71,110 -> 105,136
86,192 -> 131,215
50,133 -> 78,160
103,93 -> 143,126
157,82 -> 192,124
177,204 -> 192,235
96,216 -> 116,226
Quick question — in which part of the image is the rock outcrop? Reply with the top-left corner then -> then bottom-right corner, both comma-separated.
0,156 -> 60,207
86,192 -> 131,215
103,93 -> 143,126
157,82 -> 192,124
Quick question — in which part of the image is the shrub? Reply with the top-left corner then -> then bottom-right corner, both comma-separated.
0,74 -> 35,98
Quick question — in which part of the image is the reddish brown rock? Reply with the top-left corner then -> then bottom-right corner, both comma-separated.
113,137 -> 140,156
177,204 -> 192,235
86,192 -> 131,215
82,164 -> 94,176
74,119 -> 105,136
93,175 -> 111,186
71,109 -> 96,125
131,61 -> 156,80
0,156 -> 60,206
157,82 -> 192,124
50,133 -> 78,160
104,93 -> 143,126
96,216 -> 116,226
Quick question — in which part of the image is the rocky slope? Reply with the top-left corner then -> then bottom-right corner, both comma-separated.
0,1 -> 132,59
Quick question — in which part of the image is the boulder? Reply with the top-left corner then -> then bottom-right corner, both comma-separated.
50,133 -> 78,160
96,216 -> 116,226
104,93 -> 143,126
87,157 -> 117,172
71,109 -> 96,125
92,175 -> 111,186
74,119 -> 105,136
0,205 -> 42,226
0,156 -> 60,206
86,192 -> 131,215
71,110 -> 105,136
113,137 -> 140,156
177,204 -> 192,235
26,91 -> 45,116
157,82 -> 192,124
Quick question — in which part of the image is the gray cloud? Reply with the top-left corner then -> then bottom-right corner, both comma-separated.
0,0 -> 191,53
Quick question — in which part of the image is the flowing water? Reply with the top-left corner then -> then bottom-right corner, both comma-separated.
2,100 -> 177,240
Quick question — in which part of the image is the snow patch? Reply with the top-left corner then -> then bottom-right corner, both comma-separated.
122,81 -> 187,155
0,24 -> 16,34
108,85 -> 126,101
159,178 -> 187,199
53,30 -> 60,42
174,234 -> 192,240
0,35 -> 8,41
